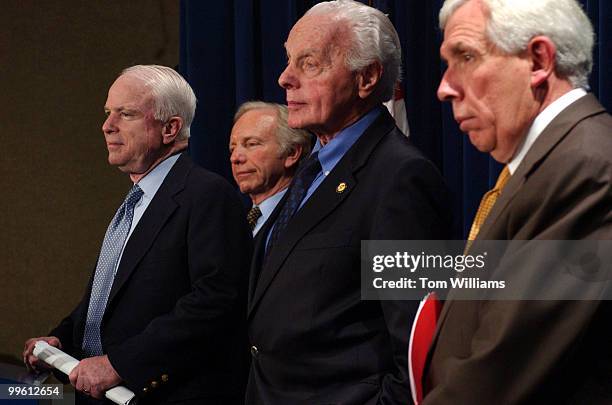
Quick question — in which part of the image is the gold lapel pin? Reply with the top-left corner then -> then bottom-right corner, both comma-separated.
336,182 -> 347,193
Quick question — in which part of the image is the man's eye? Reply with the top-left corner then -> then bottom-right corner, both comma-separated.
462,52 -> 474,62
302,58 -> 319,71
246,140 -> 260,148
121,112 -> 133,118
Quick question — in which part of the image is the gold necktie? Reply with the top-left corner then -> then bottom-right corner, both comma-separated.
467,166 -> 510,242
247,205 -> 262,231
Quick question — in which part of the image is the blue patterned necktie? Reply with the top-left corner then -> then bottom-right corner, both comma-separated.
266,152 -> 321,255
82,184 -> 143,357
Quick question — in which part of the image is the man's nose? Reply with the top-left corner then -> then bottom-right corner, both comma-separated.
278,64 -> 298,90
102,114 -> 117,134
437,71 -> 460,102
230,147 -> 244,164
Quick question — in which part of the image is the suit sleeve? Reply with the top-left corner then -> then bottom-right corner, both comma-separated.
105,177 -> 252,394
49,308 -> 77,353
373,156 -> 452,405
422,152 -> 612,405
48,287 -> 93,383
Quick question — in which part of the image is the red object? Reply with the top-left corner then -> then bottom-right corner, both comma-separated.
394,84 -> 405,101
409,292 -> 442,404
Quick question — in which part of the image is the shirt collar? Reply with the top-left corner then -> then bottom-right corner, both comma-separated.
256,188 -> 288,219
508,88 -> 587,174
135,153 -> 181,197
312,106 -> 382,175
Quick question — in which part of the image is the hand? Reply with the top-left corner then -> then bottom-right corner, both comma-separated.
23,336 -> 61,373
69,355 -> 122,399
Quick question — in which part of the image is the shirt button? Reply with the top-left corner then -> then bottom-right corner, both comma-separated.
250,345 -> 259,358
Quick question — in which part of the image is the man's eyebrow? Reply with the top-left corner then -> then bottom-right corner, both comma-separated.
104,105 -> 142,113
441,40 -> 473,58
286,48 -> 321,60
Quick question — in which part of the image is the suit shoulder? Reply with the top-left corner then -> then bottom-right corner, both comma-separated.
555,111 -> 612,167
187,163 -> 233,188
177,160 -> 243,205
370,129 -> 442,175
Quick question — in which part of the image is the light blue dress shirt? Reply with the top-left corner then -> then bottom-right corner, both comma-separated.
300,106 -> 381,208
253,188 -> 288,236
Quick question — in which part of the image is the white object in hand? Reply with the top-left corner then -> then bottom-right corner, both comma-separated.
33,341 -> 136,405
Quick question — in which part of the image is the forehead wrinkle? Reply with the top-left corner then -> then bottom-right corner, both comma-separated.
442,22 -> 490,61
289,14 -> 349,58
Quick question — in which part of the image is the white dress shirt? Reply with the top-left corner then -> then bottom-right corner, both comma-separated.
508,88 -> 587,174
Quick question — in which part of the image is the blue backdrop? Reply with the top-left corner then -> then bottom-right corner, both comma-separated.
179,0 -> 611,239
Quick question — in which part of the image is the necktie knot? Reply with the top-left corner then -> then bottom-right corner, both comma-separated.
467,166 -> 511,243
492,166 -> 510,192
125,184 -> 144,208
247,205 -> 263,231
297,151 -> 322,178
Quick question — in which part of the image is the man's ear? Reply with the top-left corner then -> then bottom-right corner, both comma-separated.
357,61 -> 383,99
528,36 -> 556,88
283,145 -> 303,170
162,116 -> 183,145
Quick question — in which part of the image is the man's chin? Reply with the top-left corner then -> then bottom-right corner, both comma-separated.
107,156 -> 120,166
236,183 -> 254,195
467,131 -> 492,153
287,115 -> 311,131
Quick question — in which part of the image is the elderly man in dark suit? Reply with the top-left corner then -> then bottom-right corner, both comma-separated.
423,0 -> 612,404
23,65 -> 251,404
246,1 -> 451,404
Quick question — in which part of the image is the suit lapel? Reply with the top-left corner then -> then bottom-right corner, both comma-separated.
248,110 -> 396,316
106,153 -> 191,307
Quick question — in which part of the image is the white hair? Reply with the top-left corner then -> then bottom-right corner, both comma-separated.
234,101 -> 312,162
305,0 -> 402,103
121,65 -> 197,140
439,0 -> 594,88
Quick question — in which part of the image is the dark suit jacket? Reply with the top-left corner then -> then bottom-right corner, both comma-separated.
246,109 -> 451,405
424,94 -> 612,404
51,153 -> 252,404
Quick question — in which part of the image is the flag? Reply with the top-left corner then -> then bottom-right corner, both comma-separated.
384,82 -> 410,137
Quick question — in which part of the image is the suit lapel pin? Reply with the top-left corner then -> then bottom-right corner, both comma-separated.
336,182 -> 347,193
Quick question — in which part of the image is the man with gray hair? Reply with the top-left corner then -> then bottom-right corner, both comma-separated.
423,0 -> 612,403
23,65 -> 251,404
247,1 -> 451,404
230,101 -> 312,235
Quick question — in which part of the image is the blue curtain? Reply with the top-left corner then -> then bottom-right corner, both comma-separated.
180,0 -> 611,239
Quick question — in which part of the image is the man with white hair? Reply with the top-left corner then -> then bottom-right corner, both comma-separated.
424,0 -> 612,403
23,65 -> 251,404
246,1 -> 451,404
230,101 -> 312,235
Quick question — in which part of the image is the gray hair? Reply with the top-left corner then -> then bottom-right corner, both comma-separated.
305,0 -> 402,103
234,101 -> 313,162
121,65 -> 197,140
439,0 -> 594,88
